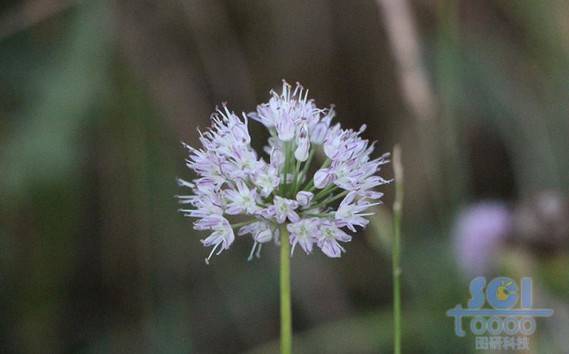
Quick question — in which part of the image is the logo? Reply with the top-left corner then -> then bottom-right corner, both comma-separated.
447,277 -> 553,351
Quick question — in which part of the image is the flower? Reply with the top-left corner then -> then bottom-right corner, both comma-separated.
317,221 -> 352,258
238,221 -> 278,260
287,218 -> 318,255
295,191 -> 313,208
452,202 -> 512,276
224,180 -> 260,215
270,196 -> 300,223
335,191 -> 380,232
196,215 -> 235,264
178,81 -> 391,263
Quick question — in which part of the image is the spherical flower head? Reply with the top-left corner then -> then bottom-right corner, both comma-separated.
178,81 -> 391,263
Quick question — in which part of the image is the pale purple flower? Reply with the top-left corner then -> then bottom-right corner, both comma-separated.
294,126 -> 310,161
452,202 -> 512,276
313,168 -> 335,189
276,116 -> 295,141
250,81 -> 321,132
197,215 -> 235,264
224,180 -> 260,215
317,221 -> 352,258
254,165 -> 280,197
239,221 -> 277,260
178,81 -> 390,262
269,145 -> 285,169
332,153 -> 391,192
287,219 -> 318,255
322,124 -> 368,161
335,191 -> 379,232
272,196 -> 300,223
295,191 -> 313,208
310,107 -> 334,144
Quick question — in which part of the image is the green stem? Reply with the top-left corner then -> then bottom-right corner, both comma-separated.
279,142 -> 291,195
290,159 -> 302,198
300,158 -> 331,192
230,220 -> 255,229
280,224 -> 292,354
300,149 -> 315,177
310,190 -> 347,210
303,180 -> 315,193
392,145 -> 404,354
300,212 -> 332,218
313,184 -> 338,201
294,149 -> 315,194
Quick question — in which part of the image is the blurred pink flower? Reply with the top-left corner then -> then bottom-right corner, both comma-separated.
452,202 -> 512,276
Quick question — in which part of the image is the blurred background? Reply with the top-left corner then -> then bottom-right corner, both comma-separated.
1,0 -> 568,353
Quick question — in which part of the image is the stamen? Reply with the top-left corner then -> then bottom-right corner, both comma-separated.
205,242 -> 221,265
290,242 -> 297,256
256,243 -> 263,258
248,242 -> 258,261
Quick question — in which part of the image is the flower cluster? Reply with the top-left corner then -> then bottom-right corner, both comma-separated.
178,81 -> 391,263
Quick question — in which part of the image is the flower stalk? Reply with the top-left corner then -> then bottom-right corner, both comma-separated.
280,224 -> 292,354
392,145 -> 404,354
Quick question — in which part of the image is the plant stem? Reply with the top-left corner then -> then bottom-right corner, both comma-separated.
280,224 -> 292,354
279,142 -> 290,194
310,190 -> 348,210
230,220 -> 255,229
313,184 -> 338,201
392,145 -> 404,354
290,159 -> 302,198
300,158 -> 331,192
293,149 -> 315,194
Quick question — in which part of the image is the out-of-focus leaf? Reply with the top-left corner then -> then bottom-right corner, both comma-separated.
0,0 -> 112,201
